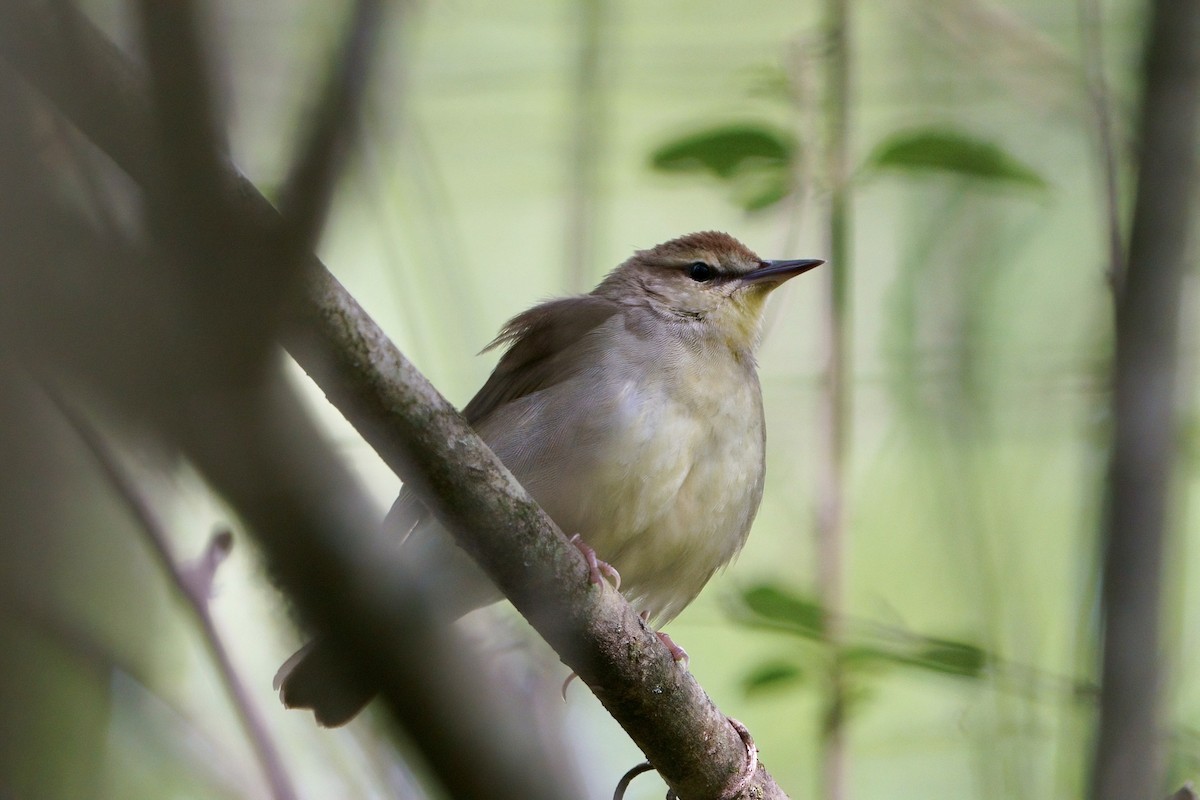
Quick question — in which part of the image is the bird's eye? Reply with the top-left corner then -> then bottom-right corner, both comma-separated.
687,262 -> 714,282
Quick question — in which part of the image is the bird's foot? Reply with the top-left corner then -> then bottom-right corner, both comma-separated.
612,761 -> 655,800
720,717 -> 758,799
570,533 -> 620,591
564,608 -> 689,701
637,610 -> 690,668
560,671 -> 579,700
561,535 -> 619,701
655,630 -> 690,669
610,720 -> 755,800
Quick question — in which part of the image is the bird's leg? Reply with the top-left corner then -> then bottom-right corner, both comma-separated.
719,717 -> 758,799
561,533 -> 621,701
655,630 -> 690,668
611,761 -> 655,800
640,610 -> 690,668
565,572 -> 691,701
563,630 -> 689,699
610,720 -> 754,800
569,533 -> 621,590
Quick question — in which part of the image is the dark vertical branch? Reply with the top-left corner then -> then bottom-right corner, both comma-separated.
563,0 -> 607,291
134,0 -> 227,222
1090,2 -> 1200,799
818,0 -> 852,798
278,0 -> 385,254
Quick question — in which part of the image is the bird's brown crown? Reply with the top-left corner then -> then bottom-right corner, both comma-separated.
636,230 -> 760,268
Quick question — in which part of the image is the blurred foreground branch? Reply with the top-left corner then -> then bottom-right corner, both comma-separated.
54,401 -> 295,800
0,1 -> 786,796
0,1 -> 579,798
1091,1 -> 1200,799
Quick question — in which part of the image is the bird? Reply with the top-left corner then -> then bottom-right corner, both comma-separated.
276,230 -> 823,726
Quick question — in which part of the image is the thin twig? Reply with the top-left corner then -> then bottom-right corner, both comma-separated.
1076,0 -> 1126,295
50,397 -> 299,800
0,585 -> 260,796
563,0 -> 607,292
817,0 -> 853,798
779,34 -> 819,257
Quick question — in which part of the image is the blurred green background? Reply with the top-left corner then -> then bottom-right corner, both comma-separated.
8,0 -> 1197,798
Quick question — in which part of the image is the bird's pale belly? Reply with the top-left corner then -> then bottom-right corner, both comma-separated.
532,373 -> 766,623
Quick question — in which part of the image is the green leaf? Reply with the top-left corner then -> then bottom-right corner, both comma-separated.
651,124 -> 794,179
868,129 -> 1046,188
842,640 -> 988,680
911,640 -> 988,678
649,124 -> 796,211
840,645 -> 906,672
739,584 -> 825,638
743,660 -> 806,695
734,170 -> 793,211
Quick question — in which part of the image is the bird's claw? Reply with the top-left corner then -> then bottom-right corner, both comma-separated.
655,630 -> 689,669
561,671 -> 579,701
637,610 -> 690,668
570,533 -> 620,591
612,761 -> 655,800
609,719 -> 756,800
720,717 -> 758,799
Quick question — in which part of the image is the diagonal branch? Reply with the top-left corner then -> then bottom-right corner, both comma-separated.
0,2 -> 788,796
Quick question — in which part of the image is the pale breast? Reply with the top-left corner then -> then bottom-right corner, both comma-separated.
493,325 -> 767,623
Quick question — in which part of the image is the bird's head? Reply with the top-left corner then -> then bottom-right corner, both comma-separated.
595,231 -> 823,351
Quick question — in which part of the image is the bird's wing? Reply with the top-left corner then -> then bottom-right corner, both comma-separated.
461,295 -> 621,426
384,485 -> 425,539
384,295 -> 620,538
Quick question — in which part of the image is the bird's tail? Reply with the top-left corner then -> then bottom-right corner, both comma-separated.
273,640 -> 375,727
276,495 -> 502,726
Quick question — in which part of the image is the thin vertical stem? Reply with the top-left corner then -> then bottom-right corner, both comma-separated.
779,37 -> 818,257
1076,0 -> 1125,295
1062,1 -> 1123,794
1090,1 -> 1200,799
818,0 -> 852,798
564,0 -> 606,292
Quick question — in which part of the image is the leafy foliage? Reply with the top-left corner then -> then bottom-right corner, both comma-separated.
910,640 -> 989,678
739,584 -> 825,638
867,128 -> 1047,189
737,584 -> 994,703
649,124 -> 796,211
743,661 -> 806,695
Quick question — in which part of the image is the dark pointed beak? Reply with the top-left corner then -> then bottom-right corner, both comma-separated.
743,258 -> 825,284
